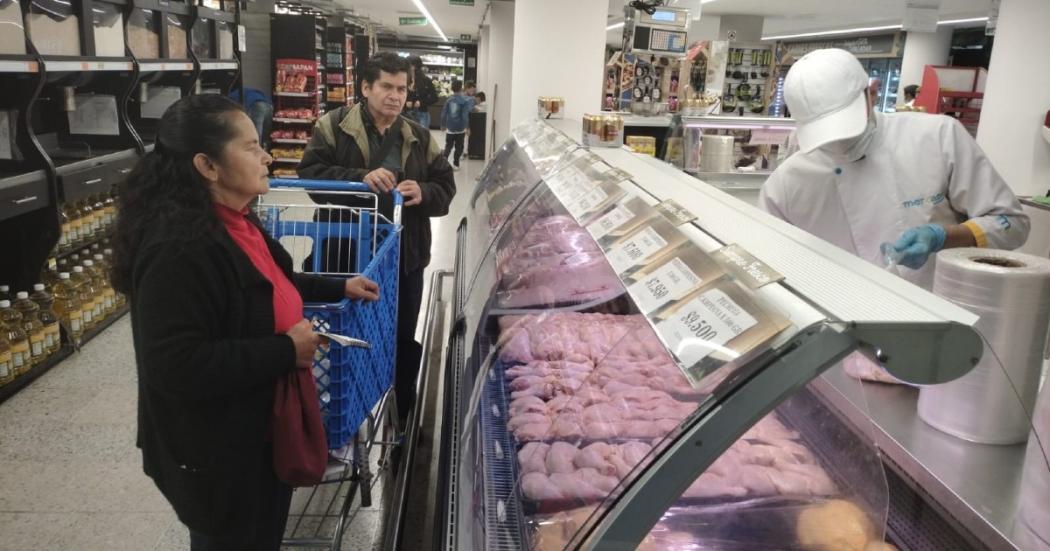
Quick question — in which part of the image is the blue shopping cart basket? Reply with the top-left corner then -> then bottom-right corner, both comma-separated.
261,178 -> 402,449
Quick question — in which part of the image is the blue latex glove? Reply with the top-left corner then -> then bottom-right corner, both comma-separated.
892,224 -> 947,269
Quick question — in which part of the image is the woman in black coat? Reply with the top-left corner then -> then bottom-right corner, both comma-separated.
111,94 -> 379,550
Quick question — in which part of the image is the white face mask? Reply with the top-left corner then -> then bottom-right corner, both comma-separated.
821,114 -> 877,164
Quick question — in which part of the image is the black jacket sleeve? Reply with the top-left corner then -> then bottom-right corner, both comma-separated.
134,243 -> 297,400
418,135 -> 456,217
294,273 -> 347,303
297,130 -> 370,183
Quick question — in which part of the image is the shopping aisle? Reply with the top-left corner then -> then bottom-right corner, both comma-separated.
0,132 -> 482,551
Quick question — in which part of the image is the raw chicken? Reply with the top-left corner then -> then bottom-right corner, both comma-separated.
521,471 -> 565,501
519,442 -> 550,474
546,442 -> 579,474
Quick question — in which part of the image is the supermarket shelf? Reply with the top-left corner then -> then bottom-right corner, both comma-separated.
274,158 -> 303,163
199,61 -> 239,71
138,61 -> 195,72
273,117 -> 316,124
275,91 -> 319,98
42,58 -> 134,72
0,345 -> 73,405
0,57 -> 40,73
0,304 -> 128,406
56,232 -> 111,261
425,62 -> 463,68
272,138 -> 309,144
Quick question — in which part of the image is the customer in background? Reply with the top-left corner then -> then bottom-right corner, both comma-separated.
760,48 -> 1029,291
903,84 -> 919,107
406,56 -> 438,129
464,81 -> 477,97
228,87 -> 272,145
111,94 -> 379,551
473,91 -> 487,112
441,80 -> 474,170
298,53 -> 456,423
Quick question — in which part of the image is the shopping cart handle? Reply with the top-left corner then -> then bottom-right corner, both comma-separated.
269,178 -> 404,207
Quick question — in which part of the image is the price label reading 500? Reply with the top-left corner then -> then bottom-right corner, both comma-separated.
680,310 -> 719,341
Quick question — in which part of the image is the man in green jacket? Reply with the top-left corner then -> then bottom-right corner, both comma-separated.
298,52 -> 456,423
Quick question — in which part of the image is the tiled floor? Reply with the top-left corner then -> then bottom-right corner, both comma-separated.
0,132 -> 482,551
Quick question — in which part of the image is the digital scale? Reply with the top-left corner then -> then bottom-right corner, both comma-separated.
628,6 -> 690,57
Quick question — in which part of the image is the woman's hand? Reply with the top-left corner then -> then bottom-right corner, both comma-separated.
345,276 -> 380,301
286,319 -> 322,369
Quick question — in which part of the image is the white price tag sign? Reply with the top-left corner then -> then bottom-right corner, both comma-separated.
657,288 -> 758,367
608,227 -> 668,274
547,166 -> 590,197
566,186 -> 608,219
628,257 -> 703,314
587,203 -> 635,240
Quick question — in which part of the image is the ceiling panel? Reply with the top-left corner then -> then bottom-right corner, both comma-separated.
335,0 -> 488,40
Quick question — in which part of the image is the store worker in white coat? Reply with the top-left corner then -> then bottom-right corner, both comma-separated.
759,48 -> 1029,291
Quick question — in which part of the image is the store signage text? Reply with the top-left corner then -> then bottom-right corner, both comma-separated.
399,16 -> 428,26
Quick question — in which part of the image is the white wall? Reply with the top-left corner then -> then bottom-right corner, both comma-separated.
510,0 -> 607,128
718,15 -> 764,43
486,2 -> 515,156
689,14 -> 722,43
898,28 -> 952,95
976,0 -> 1050,198
477,25 -> 490,96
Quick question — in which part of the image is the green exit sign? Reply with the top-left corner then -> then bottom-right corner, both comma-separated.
450,0 -> 474,5
399,16 -> 427,26
460,34 -> 472,40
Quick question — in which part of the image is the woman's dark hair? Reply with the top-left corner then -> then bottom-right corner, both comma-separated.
475,91 -> 486,102
904,84 -> 919,100
110,94 -> 245,294
361,53 -> 412,85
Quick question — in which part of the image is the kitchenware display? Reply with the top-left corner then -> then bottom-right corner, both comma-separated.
750,86 -> 765,114
723,85 -> 738,110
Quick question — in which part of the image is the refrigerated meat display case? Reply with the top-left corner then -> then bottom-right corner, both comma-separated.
385,117 -> 1049,551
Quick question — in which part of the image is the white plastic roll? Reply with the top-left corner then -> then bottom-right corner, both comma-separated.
917,248 -> 1050,445
1015,382 -> 1050,550
700,136 -> 735,173
701,135 -> 734,156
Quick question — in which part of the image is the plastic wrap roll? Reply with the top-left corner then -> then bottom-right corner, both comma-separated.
1015,382 -> 1050,549
917,248 -> 1050,445
700,135 -> 735,173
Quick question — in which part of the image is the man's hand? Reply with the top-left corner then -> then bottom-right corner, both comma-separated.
397,180 -> 423,206
891,224 -> 948,269
345,276 -> 380,301
363,168 -> 397,194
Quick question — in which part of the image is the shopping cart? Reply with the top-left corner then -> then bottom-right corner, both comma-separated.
259,178 -> 402,550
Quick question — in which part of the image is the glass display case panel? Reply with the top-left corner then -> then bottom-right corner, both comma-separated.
533,375 -> 892,551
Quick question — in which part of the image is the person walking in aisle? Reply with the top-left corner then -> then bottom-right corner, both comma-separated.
297,52 -> 456,423
111,94 -> 380,551
759,48 -> 1028,291
406,56 -> 438,129
441,80 -> 474,170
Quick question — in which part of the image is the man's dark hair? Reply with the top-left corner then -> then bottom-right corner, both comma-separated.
465,81 -> 476,90
451,80 -> 463,93
475,91 -> 486,102
903,84 -> 919,100
361,53 -> 412,85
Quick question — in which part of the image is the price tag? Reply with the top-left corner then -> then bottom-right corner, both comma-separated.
713,244 -> 784,289
627,257 -> 704,314
566,186 -> 609,219
608,227 -> 669,274
657,288 -> 758,370
587,203 -> 635,240
546,166 -> 588,196
655,199 -> 697,226
748,129 -> 790,146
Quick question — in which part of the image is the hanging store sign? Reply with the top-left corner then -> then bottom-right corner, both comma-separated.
450,0 -> 474,5
782,33 -> 901,59
399,16 -> 428,26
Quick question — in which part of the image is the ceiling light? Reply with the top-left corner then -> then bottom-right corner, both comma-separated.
409,0 -> 448,42
607,21 -> 625,31
938,16 -> 989,25
762,16 -> 990,41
